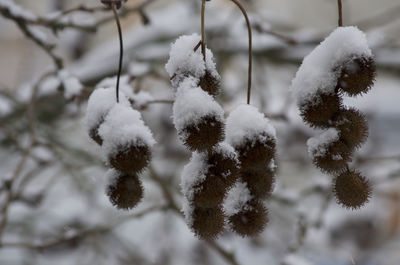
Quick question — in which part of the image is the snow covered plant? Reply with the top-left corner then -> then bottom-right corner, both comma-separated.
291,26 -> 375,209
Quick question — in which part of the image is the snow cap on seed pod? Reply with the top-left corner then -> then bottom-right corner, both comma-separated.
224,181 -> 268,237
182,198 -> 224,239
307,128 -> 351,174
240,159 -> 276,199
333,108 -> 368,150
85,87 -> 129,145
291,26 -> 372,112
165,34 -> 221,92
173,77 -> 224,151
337,55 -> 376,96
106,169 -> 143,210
99,103 -> 155,174
333,170 -> 371,209
181,152 -> 229,208
226,104 -> 276,169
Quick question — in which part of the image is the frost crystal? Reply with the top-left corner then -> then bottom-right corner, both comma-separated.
224,181 -> 253,217
291,26 -> 372,109
226,104 -> 276,148
307,128 -> 340,158
172,78 -> 224,133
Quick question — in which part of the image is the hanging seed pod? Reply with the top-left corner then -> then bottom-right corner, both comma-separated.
333,108 -> 368,150
240,164 -> 275,199
226,104 -> 276,169
207,143 -> 240,188
85,87 -> 129,145
228,199 -> 268,237
333,170 -> 371,209
300,93 -> 342,128
173,79 -> 224,151
308,129 -> 351,174
99,104 -> 155,174
337,56 -> 376,97
199,70 -> 221,96
106,169 -> 143,210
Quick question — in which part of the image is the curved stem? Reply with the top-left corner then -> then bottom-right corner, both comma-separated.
228,0 -> 252,104
337,0 -> 343,27
111,3 -> 123,103
201,0 -> 206,61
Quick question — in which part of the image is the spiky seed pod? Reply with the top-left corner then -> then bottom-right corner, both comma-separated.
192,172 -> 227,208
180,115 -> 224,152
199,70 -> 220,96
333,170 -> 371,209
333,108 -> 368,150
108,142 -> 152,174
312,139 -> 351,174
337,56 -> 376,96
106,170 -> 143,210
228,200 -> 268,237
207,143 -> 240,188
235,132 -> 276,170
240,166 -> 275,199
191,206 -> 225,239
301,93 -> 342,128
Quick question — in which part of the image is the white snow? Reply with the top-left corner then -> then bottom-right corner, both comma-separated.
0,0 -> 37,20
180,152 -> 209,201
307,128 -> 340,158
105,168 -> 120,191
282,254 -> 314,265
84,87 -> 129,133
130,91 -> 154,108
98,103 -> 156,160
58,70 -> 83,100
172,78 -> 224,133
182,196 -> 195,227
225,104 -> 276,148
223,181 -> 253,217
291,26 -> 372,109
165,34 -> 220,87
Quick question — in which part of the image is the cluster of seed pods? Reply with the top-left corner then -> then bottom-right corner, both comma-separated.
292,26 -> 376,209
85,87 -> 155,210
166,34 -> 277,238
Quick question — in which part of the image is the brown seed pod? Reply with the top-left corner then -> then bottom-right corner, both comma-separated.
333,108 -> 368,150
199,70 -> 220,96
228,200 -> 268,237
180,115 -> 224,152
312,139 -> 351,174
192,172 -> 227,208
333,170 -> 372,209
301,93 -> 342,128
337,56 -> 376,97
191,206 -> 224,239
106,171 -> 143,210
108,142 -> 152,174
207,144 -> 240,188
235,132 -> 276,170
88,118 -> 104,145
240,166 -> 275,199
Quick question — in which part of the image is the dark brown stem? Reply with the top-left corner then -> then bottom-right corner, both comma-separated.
337,0 -> 343,27
228,0 -> 252,104
111,3 -> 123,103
201,0 -> 206,61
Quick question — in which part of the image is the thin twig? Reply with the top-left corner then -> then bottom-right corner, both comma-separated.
337,0 -> 343,27
201,0 -> 207,61
111,3 -> 124,103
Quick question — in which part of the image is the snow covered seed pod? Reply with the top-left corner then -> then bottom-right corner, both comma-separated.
333,108 -> 368,150
224,182 -> 268,237
333,170 -> 371,209
173,79 -> 224,151
85,87 -> 129,145
106,169 -> 143,210
181,152 -> 231,208
99,104 -> 155,174
226,104 -> 276,169
307,128 -> 351,173
240,164 -> 275,199
300,93 -> 342,128
337,56 -> 376,96
165,34 -> 221,94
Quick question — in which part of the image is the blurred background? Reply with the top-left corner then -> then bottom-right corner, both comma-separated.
0,0 -> 399,264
